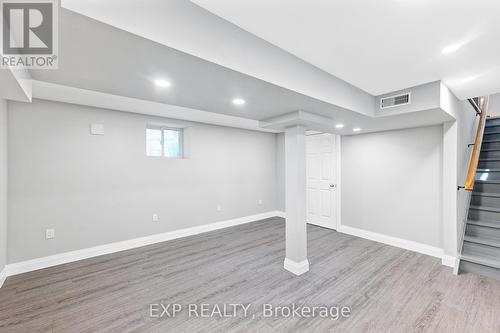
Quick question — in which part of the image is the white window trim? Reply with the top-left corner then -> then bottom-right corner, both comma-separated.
146,125 -> 183,158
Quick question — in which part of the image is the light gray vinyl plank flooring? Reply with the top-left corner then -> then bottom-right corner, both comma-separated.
1,217 -> 500,333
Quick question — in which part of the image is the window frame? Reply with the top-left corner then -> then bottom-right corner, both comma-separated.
146,125 -> 183,159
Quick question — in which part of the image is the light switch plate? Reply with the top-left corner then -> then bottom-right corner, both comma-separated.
90,123 -> 104,135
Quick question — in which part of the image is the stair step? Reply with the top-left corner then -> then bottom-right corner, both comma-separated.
473,182 -> 500,195
483,133 -> 500,141
481,149 -> 500,152
459,258 -> 500,280
478,159 -> 500,169
466,220 -> 500,239
483,139 -> 500,144
463,239 -> 500,259
468,204 -> 500,221
481,144 -> 500,151
469,205 -> 500,213
476,169 -> 500,173
476,170 -> 500,181
472,192 -> 500,197
470,192 -> 500,207
464,235 -> 500,248
475,180 -> 500,185
484,126 -> 500,134
467,220 -> 500,229
460,254 -> 500,270
480,149 -> 500,159
479,159 -> 500,162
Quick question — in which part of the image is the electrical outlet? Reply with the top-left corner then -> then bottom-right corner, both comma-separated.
152,214 -> 159,222
46,229 -> 55,239
217,205 -> 222,212
258,199 -> 263,205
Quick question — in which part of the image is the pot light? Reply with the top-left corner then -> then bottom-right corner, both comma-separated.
154,79 -> 171,88
441,43 -> 463,54
353,128 -> 361,132
335,123 -> 345,129
232,98 -> 246,105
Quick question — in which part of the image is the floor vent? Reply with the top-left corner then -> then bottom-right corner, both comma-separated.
380,93 -> 411,109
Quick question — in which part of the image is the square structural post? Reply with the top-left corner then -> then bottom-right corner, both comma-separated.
284,125 -> 309,275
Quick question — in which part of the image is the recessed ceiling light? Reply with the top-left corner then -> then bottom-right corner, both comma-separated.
441,43 -> 463,54
154,79 -> 171,88
232,98 -> 246,105
353,128 -> 361,132
335,123 -> 345,129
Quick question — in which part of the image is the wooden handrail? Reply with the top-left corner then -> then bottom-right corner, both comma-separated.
464,96 -> 489,191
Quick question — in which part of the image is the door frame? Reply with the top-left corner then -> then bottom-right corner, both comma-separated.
335,134 -> 341,231
305,132 -> 342,230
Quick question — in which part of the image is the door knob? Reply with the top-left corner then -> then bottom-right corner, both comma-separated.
330,184 -> 336,188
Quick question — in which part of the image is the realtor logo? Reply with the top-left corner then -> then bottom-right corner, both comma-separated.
1,0 -> 58,68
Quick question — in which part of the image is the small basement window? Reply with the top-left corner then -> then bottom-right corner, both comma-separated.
146,126 -> 183,158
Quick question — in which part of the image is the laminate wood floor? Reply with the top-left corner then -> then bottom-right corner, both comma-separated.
1,217 -> 500,333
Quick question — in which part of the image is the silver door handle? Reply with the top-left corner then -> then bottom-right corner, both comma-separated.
330,184 -> 336,188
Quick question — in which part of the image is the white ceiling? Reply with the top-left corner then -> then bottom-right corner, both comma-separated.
32,10 -> 355,122
60,0 -> 375,115
29,8 -> 456,136
192,0 -> 500,99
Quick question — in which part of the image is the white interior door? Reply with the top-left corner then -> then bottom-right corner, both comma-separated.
306,133 -> 337,230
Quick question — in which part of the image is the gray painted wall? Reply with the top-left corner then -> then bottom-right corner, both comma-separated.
276,126 -> 445,249
8,99 -> 278,263
341,126 -> 443,248
0,99 -> 7,272
268,102 -> 476,253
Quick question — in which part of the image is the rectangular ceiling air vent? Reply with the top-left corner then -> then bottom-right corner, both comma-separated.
380,92 -> 411,109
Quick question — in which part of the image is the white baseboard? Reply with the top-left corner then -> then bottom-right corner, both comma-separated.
4,211 -> 283,279
442,255 -> 457,268
275,211 -> 286,218
338,225 -> 456,268
284,258 -> 309,276
0,267 -> 6,288
2,212 -> 456,287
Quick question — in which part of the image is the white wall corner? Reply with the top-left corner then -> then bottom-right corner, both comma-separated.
439,82 -> 464,121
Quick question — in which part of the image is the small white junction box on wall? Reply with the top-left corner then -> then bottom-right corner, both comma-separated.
90,123 -> 104,135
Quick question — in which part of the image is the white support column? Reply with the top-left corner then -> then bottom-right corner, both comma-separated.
283,125 -> 309,275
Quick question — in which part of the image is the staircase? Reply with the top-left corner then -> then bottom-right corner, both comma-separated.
459,117 -> 500,279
